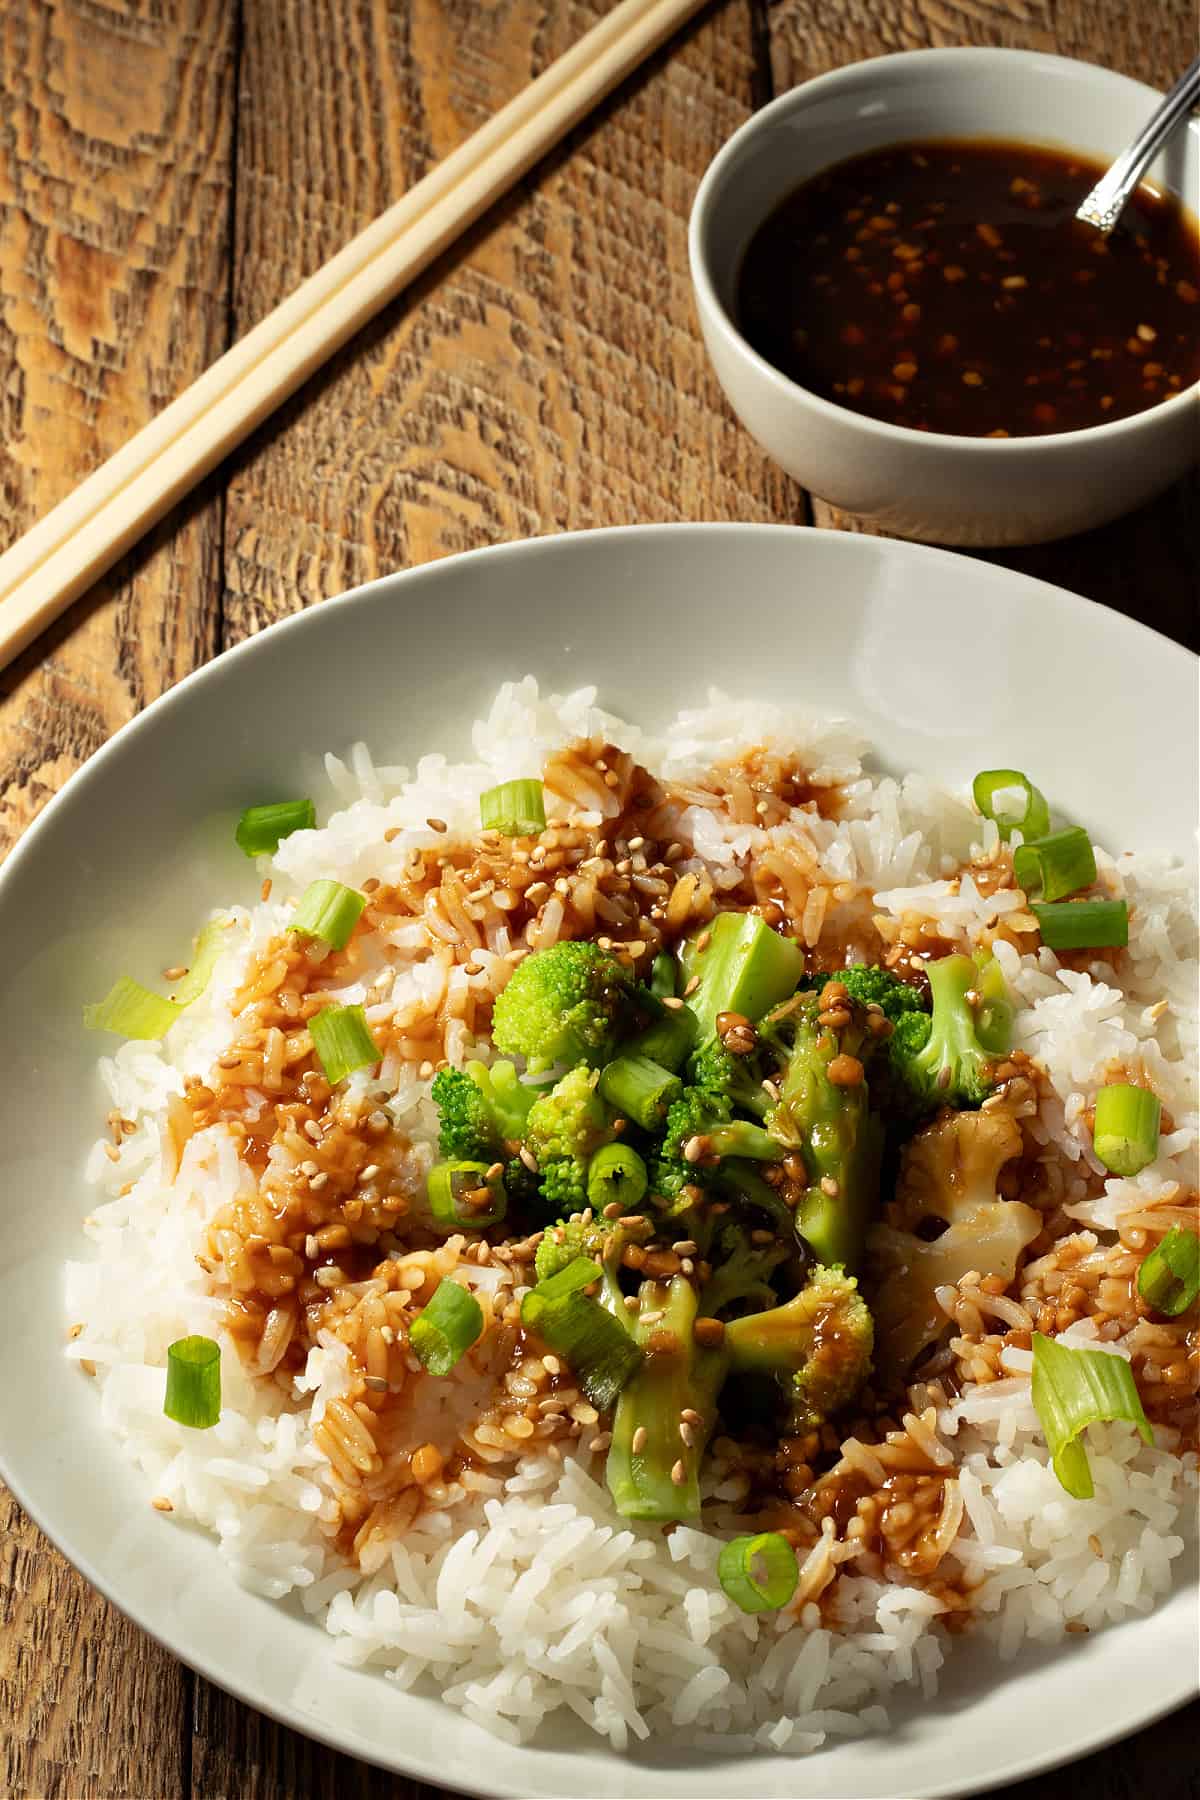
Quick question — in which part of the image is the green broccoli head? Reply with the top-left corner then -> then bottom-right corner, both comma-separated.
525,1064 -> 613,1215
887,951 -> 1013,1112
491,941 -> 638,1072
724,1262 -> 873,1432
430,1059 -> 539,1162
688,1036 -> 770,1118
818,965 -> 930,1024
699,1224 -> 789,1321
534,1212 -> 653,1284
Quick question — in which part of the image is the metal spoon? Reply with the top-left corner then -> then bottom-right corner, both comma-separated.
1075,54 -> 1200,235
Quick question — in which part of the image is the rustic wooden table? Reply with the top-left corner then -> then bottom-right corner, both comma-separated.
1,3 -> 1196,1796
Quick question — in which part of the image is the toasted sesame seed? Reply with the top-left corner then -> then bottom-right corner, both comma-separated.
151,1496 -> 174,1512
359,1163 -> 380,1182
750,1229 -> 775,1245
485,1161 -> 503,1182
680,1407 -> 703,1426
162,965 -> 188,982
672,1240 -> 698,1256
78,1359 -> 97,1377
602,1201 -> 624,1219
693,1316 -> 725,1348
639,1309 -> 665,1327
260,877 -> 273,901
426,817 -> 448,833
661,995 -> 685,1010
624,1295 -> 640,1312
304,1234 -> 319,1259
670,1459 -> 686,1485
588,1432 -> 613,1453
682,975 -> 700,997
628,836 -> 645,851
309,1172 -> 329,1192
519,1145 -> 540,1173
679,1421 -> 695,1447
632,1425 -> 649,1453
683,1136 -> 706,1164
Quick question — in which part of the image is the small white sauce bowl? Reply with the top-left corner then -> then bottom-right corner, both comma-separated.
689,48 -> 1200,546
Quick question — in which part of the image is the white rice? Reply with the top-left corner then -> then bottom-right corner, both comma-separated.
66,679 -> 1198,1753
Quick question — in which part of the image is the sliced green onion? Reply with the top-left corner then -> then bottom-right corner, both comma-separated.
525,1256 -> 603,1306
649,952 -> 678,1000
1093,1083 -> 1161,1176
587,1143 -> 648,1213
717,1532 -> 799,1614
409,1277 -> 484,1376
1138,1227 -> 1200,1318
309,1004 -> 380,1084
1012,827 -> 1097,903
598,1054 -> 682,1130
521,1290 -> 642,1409
972,768 -> 1050,844
626,1004 -> 698,1073
428,1160 -> 507,1230
288,879 -> 366,950
163,1335 -> 221,1428
1031,1332 -> 1152,1499
235,798 -> 315,857
84,917 -> 229,1039
1032,898 -> 1128,950
479,778 -> 546,837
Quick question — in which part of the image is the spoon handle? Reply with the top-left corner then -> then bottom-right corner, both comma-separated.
1075,55 -> 1200,235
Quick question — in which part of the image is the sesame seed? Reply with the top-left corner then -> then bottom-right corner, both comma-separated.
426,818 -> 448,833
750,1229 -> 775,1245
632,1426 -> 648,1453
672,1240 -> 698,1256
485,1161 -> 504,1182
680,1408 -> 703,1426
588,1432 -> 613,1453
304,1119 -> 324,1141
670,1460 -> 686,1485
682,975 -> 700,997
359,1163 -> 380,1182
161,965 -> 188,982
762,1078 -> 781,1102
304,1234 -> 319,1259
628,836 -> 645,851
661,995 -> 685,1010
602,1201 -> 624,1219
418,1061 -> 434,1080
683,1136 -> 706,1164
624,1295 -> 640,1312
639,1309 -> 665,1327
519,1144 -> 539,1174
151,1496 -> 174,1513
363,1375 -> 388,1393
820,1176 -> 840,1199
679,1421 -> 694,1447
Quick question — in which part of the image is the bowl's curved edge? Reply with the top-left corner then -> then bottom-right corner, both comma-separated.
0,523 -> 1196,1798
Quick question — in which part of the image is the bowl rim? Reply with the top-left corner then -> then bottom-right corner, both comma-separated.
1,523 -> 1196,1799
688,45 -> 1200,456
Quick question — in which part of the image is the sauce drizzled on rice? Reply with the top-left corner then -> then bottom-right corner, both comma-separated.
68,683 -> 1198,1753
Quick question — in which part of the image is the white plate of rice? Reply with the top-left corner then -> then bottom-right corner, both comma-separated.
0,524 -> 1195,1798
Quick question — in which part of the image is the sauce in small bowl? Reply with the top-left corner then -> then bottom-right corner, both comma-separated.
736,139 -> 1200,438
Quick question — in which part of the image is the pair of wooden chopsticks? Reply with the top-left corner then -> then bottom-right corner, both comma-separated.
0,0 -> 708,674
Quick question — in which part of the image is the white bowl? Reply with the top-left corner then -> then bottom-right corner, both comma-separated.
0,526 -> 1196,1796
689,49 -> 1200,546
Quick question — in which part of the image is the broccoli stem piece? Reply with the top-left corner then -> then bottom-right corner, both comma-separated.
769,1003 -> 883,1270
606,1276 -> 726,1520
679,913 -> 805,1041
598,1053 -> 682,1130
705,1119 -> 784,1162
625,1005 -> 698,1073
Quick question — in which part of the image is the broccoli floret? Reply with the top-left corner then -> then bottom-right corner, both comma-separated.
534,1211 -> 653,1284
430,1058 -> 537,1162
759,992 -> 884,1270
724,1263 -> 874,1433
604,1261 -> 872,1521
688,1036 -> 770,1118
887,952 -> 1013,1112
491,941 -> 637,1072
524,1064 -> 613,1214
819,965 -> 930,1023
698,1223 -> 788,1319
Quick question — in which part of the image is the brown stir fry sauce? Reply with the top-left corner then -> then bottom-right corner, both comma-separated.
736,139 -> 1200,437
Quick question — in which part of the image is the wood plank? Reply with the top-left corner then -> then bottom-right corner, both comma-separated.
0,2 -> 238,1796
767,0 -> 1200,655
219,0 -> 802,649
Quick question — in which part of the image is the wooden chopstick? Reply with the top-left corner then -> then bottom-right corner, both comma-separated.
0,0 -> 707,673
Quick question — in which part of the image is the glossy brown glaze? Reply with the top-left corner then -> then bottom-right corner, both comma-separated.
737,139 -> 1200,437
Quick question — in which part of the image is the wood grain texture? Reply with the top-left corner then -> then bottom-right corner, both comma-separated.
768,0 -> 1200,651
218,0 -> 802,648
0,1 -> 1196,1796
